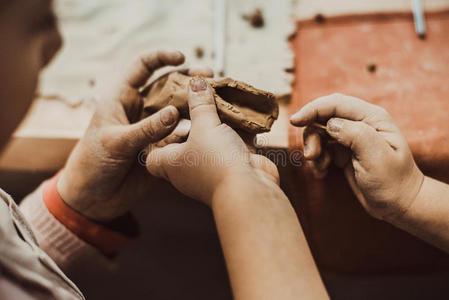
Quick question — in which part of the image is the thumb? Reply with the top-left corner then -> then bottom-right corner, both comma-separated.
326,118 -> 391,163
188,76 -> 221,130
124,106 -> 179,152
146,143 -> 183,180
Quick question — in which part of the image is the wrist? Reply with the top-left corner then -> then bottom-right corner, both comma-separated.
383,170 -> 426,224
44,172 -> 139,256
57,169 -> 124,222
57,169 -> 90,217
211,171 -> 282,211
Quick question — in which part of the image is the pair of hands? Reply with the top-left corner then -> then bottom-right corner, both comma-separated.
58,50 -> 278,222
59,49 -> 420,224
290,94 -> 424,221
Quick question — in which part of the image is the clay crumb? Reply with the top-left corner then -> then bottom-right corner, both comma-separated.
218,70 -> 225,77
194,46 -> 204,59
284,67 -> 295,73
366,62 -> 377,73
88,79 -> 96,87
242,8 -> 265,28
314,13 -> 326,24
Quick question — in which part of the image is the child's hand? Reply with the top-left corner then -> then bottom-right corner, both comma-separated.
146,77 -> 279,207
290,94 -> 424,221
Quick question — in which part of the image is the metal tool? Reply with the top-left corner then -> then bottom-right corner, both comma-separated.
213,0 -> 227,76
412,0 -> 426,39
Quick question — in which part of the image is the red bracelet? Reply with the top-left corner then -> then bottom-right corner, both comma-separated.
43,172 -> 139,257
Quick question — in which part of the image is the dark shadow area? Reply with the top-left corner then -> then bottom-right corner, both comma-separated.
2,149 -> 449,299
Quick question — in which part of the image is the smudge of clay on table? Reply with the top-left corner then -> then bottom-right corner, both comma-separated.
242,8 -> 265,28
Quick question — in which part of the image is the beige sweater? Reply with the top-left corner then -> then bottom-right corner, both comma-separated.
0,182 -> 111,299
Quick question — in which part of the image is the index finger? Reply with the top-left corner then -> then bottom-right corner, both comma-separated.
290,93 -> 383,127
125,50 -> 185,89
116,50 -> 185,122
178,66 -> 215,78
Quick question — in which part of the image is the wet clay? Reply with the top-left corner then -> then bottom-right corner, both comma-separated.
142,72 -> 278,134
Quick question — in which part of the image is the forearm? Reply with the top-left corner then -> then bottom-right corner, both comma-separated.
388,176 -> 449,253
212,177 -> 328,300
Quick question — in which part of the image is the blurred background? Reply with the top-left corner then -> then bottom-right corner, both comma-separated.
1,0 -> 449,298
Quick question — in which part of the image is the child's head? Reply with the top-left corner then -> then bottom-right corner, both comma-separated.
0,0 -> 62,149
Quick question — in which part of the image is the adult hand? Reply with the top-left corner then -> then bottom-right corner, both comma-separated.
146,77 -> 279,206
58,50 -> 213,222
290,94 -> 424,221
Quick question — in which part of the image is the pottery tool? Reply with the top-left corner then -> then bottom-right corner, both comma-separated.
312,123 -> 328,131
412,0 -> 426,38
213,0 -> 227,77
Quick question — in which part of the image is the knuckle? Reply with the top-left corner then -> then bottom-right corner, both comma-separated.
350,123 -> 369,145
376,106 -> 387,115
329,93 -> 347,103
376,106 -> 391,119
190,102 -> 216,113
366,104 -> 386,117
141,51 -> 162,70
99,128 -> 130,155
395,148 -> 412,166
142,120 -> 159,140
155,50 -> 165,64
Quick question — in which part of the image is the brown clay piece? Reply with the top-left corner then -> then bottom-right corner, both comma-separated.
141,72 -> 278,134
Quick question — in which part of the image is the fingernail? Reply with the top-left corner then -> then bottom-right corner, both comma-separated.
177,119 -> 191,132
190,76 -> 207,92
161,106 -> 178,126
327,118 -> 344,133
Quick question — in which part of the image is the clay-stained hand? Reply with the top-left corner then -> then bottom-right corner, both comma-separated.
57,50 -> 213,222
146,77 -> 280,206
290,93 -> 424,221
